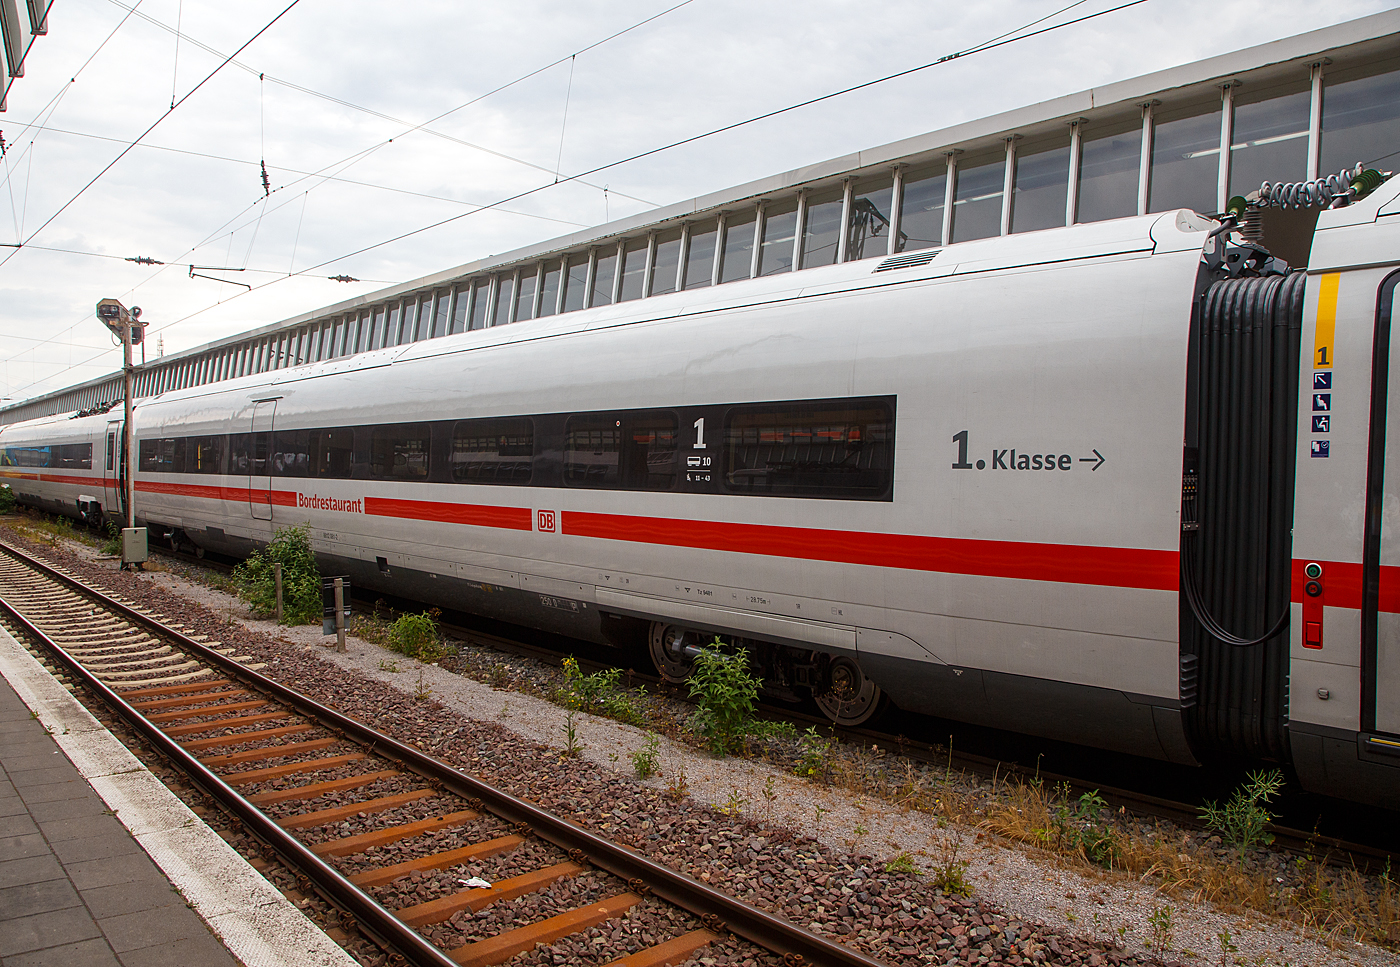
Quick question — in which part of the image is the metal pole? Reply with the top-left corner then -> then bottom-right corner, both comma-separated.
123,320 -> 134,534
274,563 -> 283,624
334,577 -> 346,653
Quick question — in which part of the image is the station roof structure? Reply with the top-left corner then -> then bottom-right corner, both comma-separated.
5,8 -> 1400,424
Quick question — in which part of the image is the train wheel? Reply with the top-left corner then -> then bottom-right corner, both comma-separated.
813,654 -> 886,727
647,622 -> 695,684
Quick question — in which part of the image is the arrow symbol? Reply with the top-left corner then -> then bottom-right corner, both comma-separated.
1079,449 -> 1105,471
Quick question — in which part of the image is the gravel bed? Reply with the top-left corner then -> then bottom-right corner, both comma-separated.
7,527 -> 1395,967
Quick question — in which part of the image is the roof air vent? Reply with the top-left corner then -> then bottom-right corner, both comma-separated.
873,250 -> 941,272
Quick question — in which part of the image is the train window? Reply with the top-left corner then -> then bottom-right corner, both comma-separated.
6,445 -> 49,468
950,154 -> 1004,243
1149,99 -> 1221,214
1322,65 -> 1400,177
758,199 -> 798,276
682,220 -> 716,290
271,429 -> 311,477
514,269 -> 538,322
56,443 -> 92,470
493,274 -> 515,326
800,188 -> 843,268
186,436 -> 222,474
564,412 -> 676,490
138,438 -> 184,473
650,230 -> 682,297
539,263 -> 561,318
724,399 -> 894,500
450,287 -> 470,335
845,176 -> 893,261
1076,116 -> 1140,223
1229,81 -> 1311,200
562,254 -> 589,312
311,428 -> 353,478
451,418 -> 533,485
591,248 -> 617,307
106,434 -> 114,471
618,238 -> 649,302
371,424 -> 430,479
1011,136 -> 1071,234
719,209 -> 756,284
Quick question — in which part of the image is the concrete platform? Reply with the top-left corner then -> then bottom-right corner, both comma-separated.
0,627 -> 356,967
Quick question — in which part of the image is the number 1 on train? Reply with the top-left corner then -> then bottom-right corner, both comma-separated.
952,429 -> 974,469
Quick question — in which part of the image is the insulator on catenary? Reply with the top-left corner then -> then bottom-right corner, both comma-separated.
1255,163 -> 1389,209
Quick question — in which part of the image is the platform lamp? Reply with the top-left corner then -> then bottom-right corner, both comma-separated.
95,298 -> 148,570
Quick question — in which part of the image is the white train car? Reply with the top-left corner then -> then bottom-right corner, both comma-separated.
4,189 -> 1398,809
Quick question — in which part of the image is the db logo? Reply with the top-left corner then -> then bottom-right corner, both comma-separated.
537,510 -> 556,533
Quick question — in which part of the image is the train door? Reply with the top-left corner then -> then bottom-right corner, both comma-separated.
1362,270 -> 1400,743
104,420 -> 124,520
249,400 -> 275,520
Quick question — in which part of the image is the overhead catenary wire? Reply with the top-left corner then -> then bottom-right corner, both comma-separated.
2,0 -> 691,368
100,0 -> 678,208
0,0 -> 305,272
288,0 -> 1157,278
2,0 -> 1153,400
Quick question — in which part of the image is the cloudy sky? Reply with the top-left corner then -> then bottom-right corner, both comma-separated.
0,0 -> 1395,403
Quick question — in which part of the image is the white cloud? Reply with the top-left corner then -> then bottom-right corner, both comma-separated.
0,0 -> 1394,400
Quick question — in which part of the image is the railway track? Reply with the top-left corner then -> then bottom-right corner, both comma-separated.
0,538 -> 889,967
142,540 -> 1400,872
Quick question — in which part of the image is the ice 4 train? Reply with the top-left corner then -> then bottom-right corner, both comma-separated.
5,183 -> 1400,809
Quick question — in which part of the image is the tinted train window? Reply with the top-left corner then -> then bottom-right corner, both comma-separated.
564,412 -> 676,490
371,424 -> 430,479
271,429 -> 311,477
186,437 -> 222,474
312,429 -> 353,478
452,419 -> 533,485
4,446 -> 50,468
57,444 -> 92,470
724,399 -> 894,499
138,438 -> 184,473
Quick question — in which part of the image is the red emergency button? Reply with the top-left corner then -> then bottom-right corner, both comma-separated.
1304,621 -> 1323,648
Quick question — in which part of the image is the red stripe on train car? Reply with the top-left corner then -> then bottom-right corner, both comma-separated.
365,496 -> 532,531
38,473 -> 101,486
135,480 -> 298,505
561,511 -> 1179,590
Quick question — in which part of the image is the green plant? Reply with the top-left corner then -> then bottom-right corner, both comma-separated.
884,852 -> 922,875
555,656 -> 647,726
631,733 -> 660,779
413,670 -> 433,701
231,523 -> 322,624
387,609 -> 448,662
686,640 -> 792,754
1033,783 -> 1119,867
1216,929 -> 1238,967
794,725 -> 835,782
378,659 -> 400,673
0,485 -> 15,513
1200,769 -> 1285,854
562,708 -> 582,757
1148,905 -> 1175,957
718,789 -> 747,816
928,837 -> 971,896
